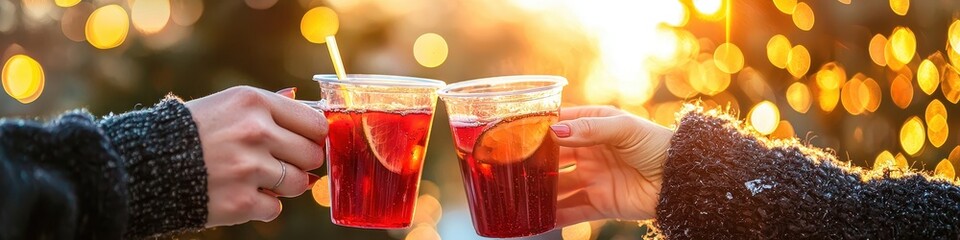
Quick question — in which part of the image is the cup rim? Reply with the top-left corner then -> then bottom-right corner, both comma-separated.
437,75 -> 568,98
313,74 -> 446,89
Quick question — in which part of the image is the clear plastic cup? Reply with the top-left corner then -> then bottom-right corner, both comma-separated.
314,74 -> 445,229
438,75 -> 567,237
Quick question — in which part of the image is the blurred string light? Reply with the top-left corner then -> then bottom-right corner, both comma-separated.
766,35 -> 791,69
300,6 -> 339,44
170,0 -> 203,26
85,4 -> 129,49
246,0 -> 279,10
838,0 -> 851,5
868,34 -> 888,66
413,33 -> 449,68
131,0 -> 171,35
749,101 -> 780,135
770,120 -> 795,139
791,2 -> 814,31
787,45 -> 810,78
311,175 -> 330,207
900,116 -> 925,156
2,54 -> 44,104
925,99 -> 948,147
561,221 -> 592,240
786,82 -> 811,113
54,0 -> 78,7
889,0 -> 910,16
405,224 -> 440,240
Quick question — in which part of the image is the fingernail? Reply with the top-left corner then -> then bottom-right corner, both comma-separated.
551,124 -> 571,138
276,87 -> 297,99
307,173 -> 320,186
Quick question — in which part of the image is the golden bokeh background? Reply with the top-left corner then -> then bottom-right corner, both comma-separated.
3,0 -> 960,239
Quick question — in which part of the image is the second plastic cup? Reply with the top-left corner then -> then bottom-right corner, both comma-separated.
438,75 -> 567,238
316,74 -> 445,229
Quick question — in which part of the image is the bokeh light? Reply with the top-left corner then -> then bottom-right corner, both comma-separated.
713,43 -> 743,74
562,221 -> 592,240
773,0 -> 796,14
132,0 -> 172,35
787,45 -> 810,78
862,77 -> 882,112
767,34 -> 791,69
889,27 -> 917,65
925,99 -> 948,147
85,4 -> 130,49
770,120 -> 795,139
900,116 -> 925,156
816,62 -> 845,112
54,0 -> 79,8
170,0 -> 203,26
890,0 -> 910,16
840,75 -> 865,115
792,2 -> 814,31
943,65 -> 960,103
692,0 -> 722,16
749,101 -> 780,135
891,74 -> 914,109
786,81 -> 811,113
950,20 -> 960,55
874,150 -> 901,170
300,7 -> 339,44
60,2 -> 94,42
917,59 -> 940,95
413,33 -> 449,68
245,0 -> 279,10
405,224 -> 441,240
869,34 -> 888,66
935,159 -> 956,180
311,175 -> 330,207
2,54 -> 44,104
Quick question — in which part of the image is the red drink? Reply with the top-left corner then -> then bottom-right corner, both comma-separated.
324,108 -> 434,228
450,112 -> 559,238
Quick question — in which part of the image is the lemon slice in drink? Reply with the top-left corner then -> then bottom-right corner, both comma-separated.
473,114 -> 557,165
362,112 -> 429,174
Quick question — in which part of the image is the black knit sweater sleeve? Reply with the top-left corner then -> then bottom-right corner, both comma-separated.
99,96 -> 208,239
655,107 -> 960,239
0,97 -> 207,240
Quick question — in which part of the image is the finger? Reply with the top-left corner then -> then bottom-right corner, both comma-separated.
259,160 -> 311,197
267,124 -> 325,171
551,115 -> 638,148
249,191 -> 283,222
248,87 -> 328,142
276,87 -> 297,99
560,106 -> 624,120
557,169 -> 584,199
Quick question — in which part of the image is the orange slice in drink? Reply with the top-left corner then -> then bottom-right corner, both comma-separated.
473,114 -> 557,165
361,111 -> 430,174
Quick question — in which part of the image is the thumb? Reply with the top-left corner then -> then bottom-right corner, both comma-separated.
550,115 -> 638,148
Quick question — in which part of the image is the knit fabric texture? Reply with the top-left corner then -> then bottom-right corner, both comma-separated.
100,96 -> 208,239
656,106 -> 960,239
0,111 -> 128,239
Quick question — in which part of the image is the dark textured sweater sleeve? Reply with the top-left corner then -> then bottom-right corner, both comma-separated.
99,96 -> 208,239
655,107 -> 960,239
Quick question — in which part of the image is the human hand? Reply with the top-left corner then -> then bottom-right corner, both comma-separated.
552,106 -> 673,227
185,86 -> 327,227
